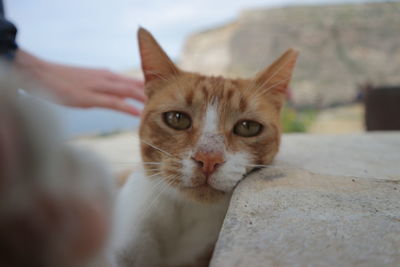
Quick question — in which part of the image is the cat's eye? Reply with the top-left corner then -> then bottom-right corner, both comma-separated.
163,111 -> 192,130
233,120 -> 263,137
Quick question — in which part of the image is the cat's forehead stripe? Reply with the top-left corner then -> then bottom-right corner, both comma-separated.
197,77 -> 241,101
182,75 -> 251,116
201,85 -> 209,101
226,89 -> 234,101
239,96 -> 248,112
185,89 -> 194,105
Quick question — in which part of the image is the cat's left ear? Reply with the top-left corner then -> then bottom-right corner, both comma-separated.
138,27 -> 180,85
254,49 -> 299,109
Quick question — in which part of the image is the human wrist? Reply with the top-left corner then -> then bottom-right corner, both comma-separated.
12,49 -> 51,90
14,49 -> 47,72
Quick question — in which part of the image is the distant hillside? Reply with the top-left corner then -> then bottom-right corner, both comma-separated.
180,1 -> 400,108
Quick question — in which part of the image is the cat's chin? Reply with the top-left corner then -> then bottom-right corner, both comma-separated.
179,185 -> 227,203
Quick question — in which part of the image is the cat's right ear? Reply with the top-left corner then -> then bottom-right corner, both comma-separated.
138,27 -> 180,86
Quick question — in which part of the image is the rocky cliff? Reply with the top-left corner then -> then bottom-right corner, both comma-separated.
179,2 -> 400,108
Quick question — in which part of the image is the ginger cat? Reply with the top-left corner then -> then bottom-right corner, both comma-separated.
110,28 -> 298,267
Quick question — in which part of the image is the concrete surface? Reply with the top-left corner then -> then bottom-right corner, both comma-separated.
210,133 -> 400,267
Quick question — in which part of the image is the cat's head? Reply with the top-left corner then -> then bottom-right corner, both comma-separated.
138,28 -> 298,203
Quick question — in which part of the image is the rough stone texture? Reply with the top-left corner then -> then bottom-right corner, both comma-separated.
180,2 -> 400,108
210,133 -> 400,267
276,133 -> 400,179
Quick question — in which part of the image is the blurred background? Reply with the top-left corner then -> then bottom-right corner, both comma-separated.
5,0 -> 400,136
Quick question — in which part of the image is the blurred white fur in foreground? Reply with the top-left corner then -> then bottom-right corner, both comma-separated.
0,68 -> 115,267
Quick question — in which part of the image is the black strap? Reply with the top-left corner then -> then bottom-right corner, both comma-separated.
0,0 -> 18,58
0,0 -> 4,17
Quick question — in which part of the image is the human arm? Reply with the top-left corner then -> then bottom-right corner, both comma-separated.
1,1 -> 145,116
13,49 -> 146,116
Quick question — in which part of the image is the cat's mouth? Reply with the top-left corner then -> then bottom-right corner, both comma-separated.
179,166 -> 254,196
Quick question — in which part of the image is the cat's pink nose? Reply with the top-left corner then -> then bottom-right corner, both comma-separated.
192,152 -> 225,177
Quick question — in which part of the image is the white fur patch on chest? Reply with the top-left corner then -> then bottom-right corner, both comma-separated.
110,172 -> 230,266
163,198 -> 229,265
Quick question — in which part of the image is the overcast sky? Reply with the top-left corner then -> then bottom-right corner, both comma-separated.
5,0 -> 387,71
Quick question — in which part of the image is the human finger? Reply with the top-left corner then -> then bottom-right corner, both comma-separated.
95,81 -> 147,103
107,73 -> 145,88
90,94 -> 142,116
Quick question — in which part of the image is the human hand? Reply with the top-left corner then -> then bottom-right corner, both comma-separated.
14,50 -> 146,116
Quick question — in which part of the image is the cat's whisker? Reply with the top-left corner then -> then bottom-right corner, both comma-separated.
118,162 -> 161,165
260,77 -> 292,96
134,137 -> 173,157
143,70 -> 171,83
143,166 -> 161,170
142,139 -> 173,157
250,76 -> 291,100
252,54 -> 294,93
147,172 -> 162,179
110,162 -> 137,165
148,175 -> 167,191
247,54 -> 295,101
143,70 -> 186,100
163,174 -> 181,186
258,54 -> 294,89
244,164 -> 270,168
140,179 -> 172,220
110,162 -> 162,166
242,46 -> 271,93
114,161 -> 161,164
145,169 -> 161,173
110,162 -> 160,166
168,73 -> 187,103
244,163 -> 288,168
243,164 -> 297,172
122,172 -> 162,189
131,135 -> 182,160
164,56 -> 187,91
133,176 -> 165,204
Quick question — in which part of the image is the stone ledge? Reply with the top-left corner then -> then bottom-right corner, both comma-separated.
276,133 -> 400,179
210,133 -> 400,267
